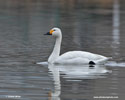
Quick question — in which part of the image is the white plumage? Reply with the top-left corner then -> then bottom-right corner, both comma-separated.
54,51 -> 108,64
45,28 -> 109,65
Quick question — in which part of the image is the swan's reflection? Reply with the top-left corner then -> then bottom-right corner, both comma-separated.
47,63 -> 111,100
57,64 -> 109,79
48,64 -> 61,100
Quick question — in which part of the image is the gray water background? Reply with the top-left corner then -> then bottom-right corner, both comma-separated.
0,0 -> 125,100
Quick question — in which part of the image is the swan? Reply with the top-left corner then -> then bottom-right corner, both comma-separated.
44,27 -> 110,65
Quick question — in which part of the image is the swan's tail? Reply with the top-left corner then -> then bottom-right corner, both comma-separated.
94,57 -> 111,65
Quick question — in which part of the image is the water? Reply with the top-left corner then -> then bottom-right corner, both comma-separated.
0,0 -> 125,100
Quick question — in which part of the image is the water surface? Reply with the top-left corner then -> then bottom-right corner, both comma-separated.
0,0 -> 125,100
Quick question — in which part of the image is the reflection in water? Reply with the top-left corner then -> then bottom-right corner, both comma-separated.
111,1 -> 120,95
58,64 -> 110,79
112,0 -> 120,58
48,64 -> 61,100
47,63 -> 110,100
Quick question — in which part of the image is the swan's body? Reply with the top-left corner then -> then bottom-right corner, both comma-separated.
45,28 -> 109,65
54,51 -> 108,64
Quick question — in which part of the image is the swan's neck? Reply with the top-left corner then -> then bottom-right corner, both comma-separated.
48,36 -> 62,63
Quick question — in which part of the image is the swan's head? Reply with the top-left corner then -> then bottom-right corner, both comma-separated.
44,27 -> 62,37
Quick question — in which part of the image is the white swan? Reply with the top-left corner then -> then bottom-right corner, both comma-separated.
44,27 -> 109,65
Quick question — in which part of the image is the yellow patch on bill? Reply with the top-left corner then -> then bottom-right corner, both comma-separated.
50,30 -> 54,34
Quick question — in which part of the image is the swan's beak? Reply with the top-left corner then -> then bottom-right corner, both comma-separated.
44,32 -> 51,35
44,30 -> 54,35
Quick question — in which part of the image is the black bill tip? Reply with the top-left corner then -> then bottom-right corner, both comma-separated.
44,32 -> 51,35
